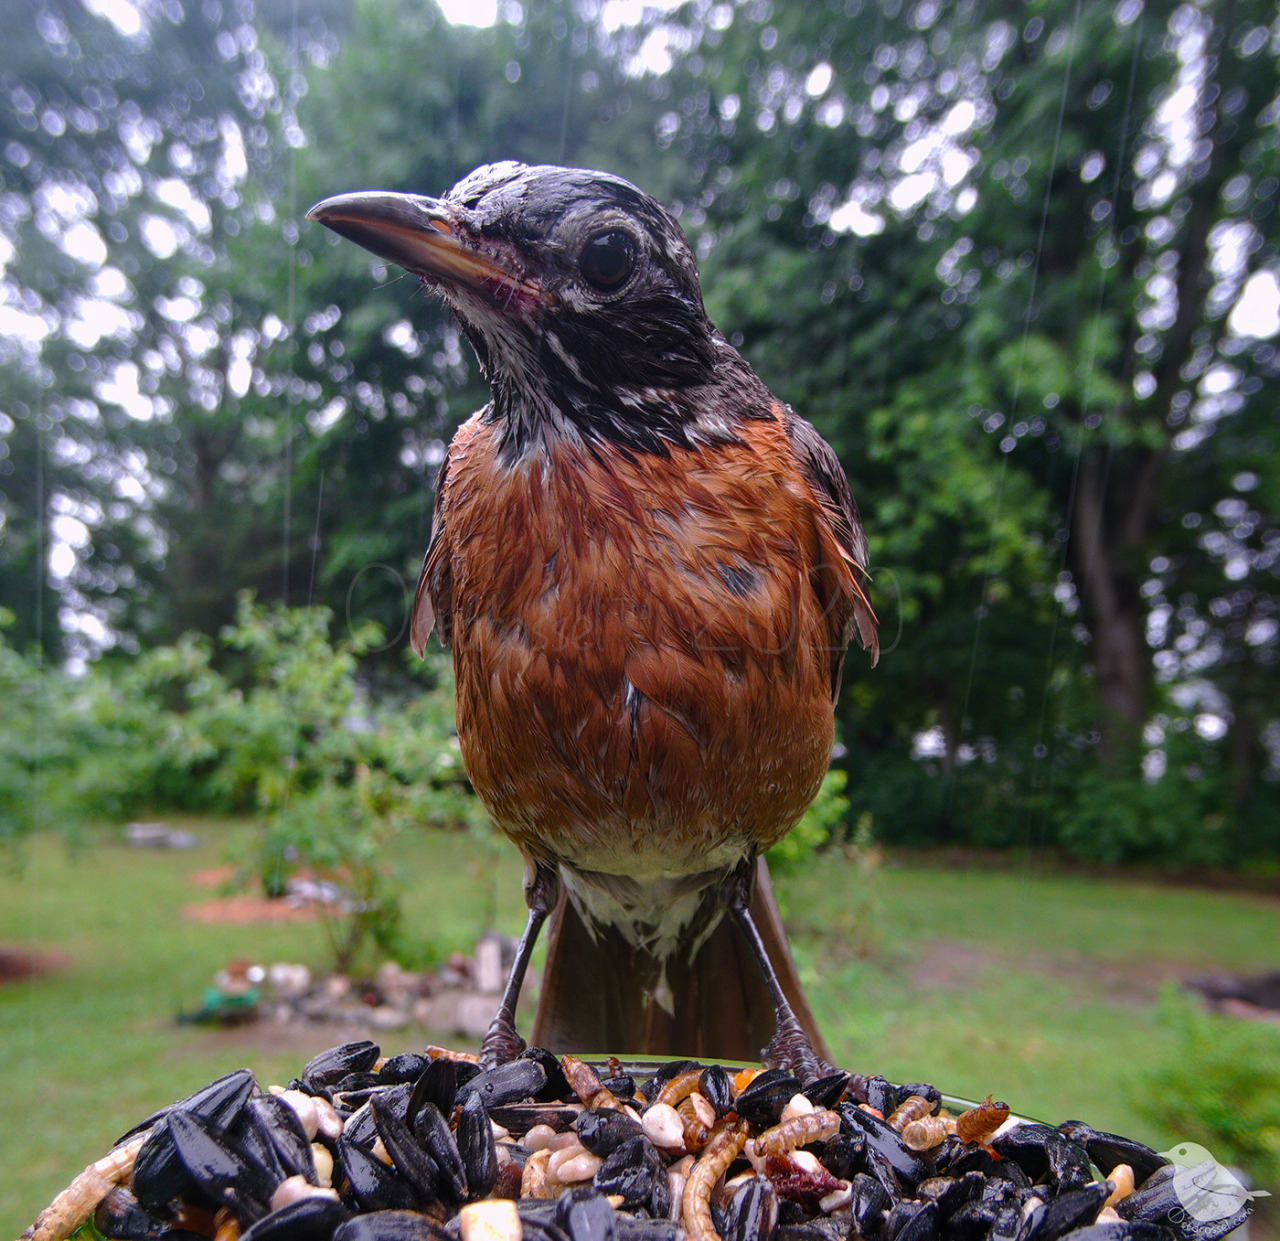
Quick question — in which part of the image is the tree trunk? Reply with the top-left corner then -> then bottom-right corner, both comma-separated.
1228,703 -> 1262,808
1070,447 -> 1155,773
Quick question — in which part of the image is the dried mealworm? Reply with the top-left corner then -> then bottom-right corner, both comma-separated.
678,1093 -> 715,1152
213,1208 -> 240,1241
887,1095 -> 934,1131
955,1096 -> 1009,1146
753,1109 -> 842,1158
654,1069 -> 705,1109
682,1119 -> 750,1241
21,1131 -> 150,1241
901,1116 -> 955,1151
425,1044 -> 481,1064
561,1055 -> 626,1111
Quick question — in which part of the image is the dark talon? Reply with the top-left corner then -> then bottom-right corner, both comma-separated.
477,1021 -> 528,1071
476,863 -> 560,1070
727,859 -> 828,1086
762,1012 -> 824,1085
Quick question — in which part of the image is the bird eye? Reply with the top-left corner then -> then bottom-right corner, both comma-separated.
580,231 -> 635,292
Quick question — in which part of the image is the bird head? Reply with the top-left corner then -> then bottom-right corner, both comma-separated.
308,163 -> 755,456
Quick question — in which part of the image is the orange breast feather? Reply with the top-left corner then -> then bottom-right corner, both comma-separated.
431,412 -> 858,880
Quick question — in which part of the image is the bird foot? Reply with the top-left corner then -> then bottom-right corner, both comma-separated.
478,1016 -> 527,1070
762,1010 -> 824,1085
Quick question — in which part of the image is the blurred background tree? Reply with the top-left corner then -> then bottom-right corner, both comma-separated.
1,0 -> 1277,866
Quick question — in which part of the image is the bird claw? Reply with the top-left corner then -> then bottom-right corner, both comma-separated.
478,1017 -> 527,1070
762,1011 -> 824,1085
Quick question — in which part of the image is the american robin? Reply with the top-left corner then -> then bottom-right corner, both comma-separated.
308,163 -> 877,1079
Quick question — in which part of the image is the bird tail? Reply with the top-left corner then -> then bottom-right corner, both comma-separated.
529,857 -> 828,1064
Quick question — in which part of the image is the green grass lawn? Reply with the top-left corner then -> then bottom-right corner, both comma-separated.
783,857 -> 1280,1128
2,823 -> 1278,1237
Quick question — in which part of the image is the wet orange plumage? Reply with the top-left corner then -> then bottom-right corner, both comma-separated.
417,403 -> 866,886
310,162 -> 879,1066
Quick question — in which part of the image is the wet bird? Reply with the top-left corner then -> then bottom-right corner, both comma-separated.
308,163 -> 877,1077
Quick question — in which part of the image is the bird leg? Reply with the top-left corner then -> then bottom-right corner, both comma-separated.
726,858 -> 824,1084
478,861 -> 561,1069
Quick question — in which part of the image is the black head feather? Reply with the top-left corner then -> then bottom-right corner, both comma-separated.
310,163 -> 773,458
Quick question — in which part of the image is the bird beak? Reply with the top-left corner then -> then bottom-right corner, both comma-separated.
306,191 -> 543,306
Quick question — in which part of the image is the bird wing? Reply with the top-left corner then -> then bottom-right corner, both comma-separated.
783,408 -> 879,675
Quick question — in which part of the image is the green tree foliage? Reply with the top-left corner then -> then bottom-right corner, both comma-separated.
2,0 -> 1277,864
0,594 -> 472,831
0,596 -> 479,968
0,0 -> 305,660
648,0 -> 1279,853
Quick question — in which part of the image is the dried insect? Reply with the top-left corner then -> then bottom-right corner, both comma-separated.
682,1119 -> 750,1241
900,1116 -> 955,1151
653,1070 -> 704,1110
561,1056 -> 626,1112
520,1147 -> 551,1199
887,1095 -> 934,1131
753,1109 -> 841,1158
425,1045 -> 481,1064
763,1151 -> 846,1214
21,1130 -> 150,1241
213,1207 -> 241,1241
955,1096 -> 1010,1147
677,1094 -> 715,1152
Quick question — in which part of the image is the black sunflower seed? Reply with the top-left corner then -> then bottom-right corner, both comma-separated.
592,1135 -> 663,1210
334,1209 -> 452,1241
734,1069 -> 802,1128
414,1101 -> 467,1204
240,1196 -> 349,1241
408,1057 -> 458,1120
557,1186 -> 618,1241
303,1042 -> 381,1091
341,1141 -> 419,1213
371,1094 -> 440,1204
457,1092 -> 498,1200
456,1058 -> 548,1111
576,1109 -> 643,1157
